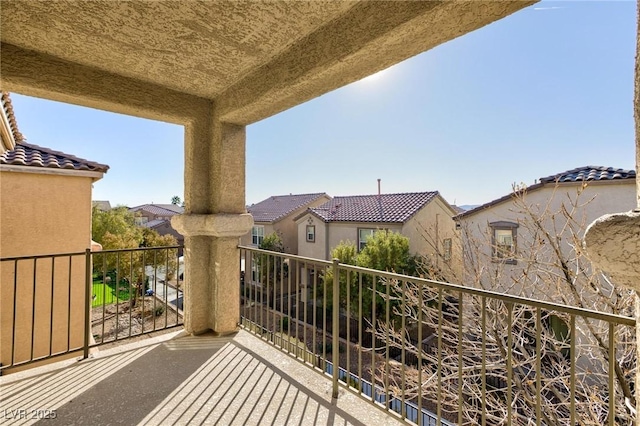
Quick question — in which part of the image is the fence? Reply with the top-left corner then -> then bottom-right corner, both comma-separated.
239,246 -> 636,426
0,245 -> 184,373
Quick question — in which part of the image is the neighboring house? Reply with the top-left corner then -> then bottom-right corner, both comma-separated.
129,203 -> 184,225
0,141 -> 108,372
92,200 -> 112,212
455,166 -> 636,300
129,203 -> 185,251
295,191 -> 460,278
241,193 -> 331,254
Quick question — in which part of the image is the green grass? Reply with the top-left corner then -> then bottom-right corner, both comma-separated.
92,275 -> 131,307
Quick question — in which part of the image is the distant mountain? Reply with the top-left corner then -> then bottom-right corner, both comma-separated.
458,204 -> 479,211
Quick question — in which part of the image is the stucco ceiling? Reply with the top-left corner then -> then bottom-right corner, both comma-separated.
1,1 -> 535,124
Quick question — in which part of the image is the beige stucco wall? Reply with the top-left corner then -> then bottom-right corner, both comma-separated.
296,214 -> 328,260
1,170 -> 94,372
297,214 -> 404,261
457,181 -> 636,300
402,195 -> 461,281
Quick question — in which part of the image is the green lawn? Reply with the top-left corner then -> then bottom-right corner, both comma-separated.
92,275 -> 131,307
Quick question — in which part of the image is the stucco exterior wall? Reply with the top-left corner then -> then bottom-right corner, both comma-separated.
1,170 -> 94,372
457,181 -> 636,300
296,215 -> 328,260
402,196 -> 461,281
297,215 -> 404,261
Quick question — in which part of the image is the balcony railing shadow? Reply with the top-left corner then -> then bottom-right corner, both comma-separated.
0,330 -> 404,426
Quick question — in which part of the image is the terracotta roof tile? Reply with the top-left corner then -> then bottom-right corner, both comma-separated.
0,142 -> 109,172
1,92 -> 24,144
539,166 -> 635,183
310,192 -> 438,223
129,204 -> 184,216
249,193 -> 328,223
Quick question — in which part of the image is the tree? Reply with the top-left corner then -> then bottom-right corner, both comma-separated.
92,205 -> 140,246
92,206 -> 178,307
371,184 -> 636,425
170,195 -> 181,206
322,231 -> 418,320
255,232 -> 288,298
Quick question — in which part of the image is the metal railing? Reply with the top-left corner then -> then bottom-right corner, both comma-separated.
0,245 -> 184,373
239,246 -> 636,426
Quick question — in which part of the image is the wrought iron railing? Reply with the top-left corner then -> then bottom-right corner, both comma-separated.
239,246 -> 636,426
0,246 -> 184,373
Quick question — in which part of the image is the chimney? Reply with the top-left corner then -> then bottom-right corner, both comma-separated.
377,178 -> 381,197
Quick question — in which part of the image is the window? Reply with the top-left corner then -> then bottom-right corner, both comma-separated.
358,228 -> 375,251
251,226 -> 264,246
135,216 -> 148,225
306,225 -> 315,243
490,221 -> 518,264
443,238 -> 452,262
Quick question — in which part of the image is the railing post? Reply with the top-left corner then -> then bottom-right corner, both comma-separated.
332,258 -> 340,399
83,248 -> 91,359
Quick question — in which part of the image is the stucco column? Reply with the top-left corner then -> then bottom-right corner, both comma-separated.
172,101 -> 253,335
584,2 -> 640,415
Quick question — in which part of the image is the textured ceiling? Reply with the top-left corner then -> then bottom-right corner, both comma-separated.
1,1 -> 536,124
1,1 -> 357,99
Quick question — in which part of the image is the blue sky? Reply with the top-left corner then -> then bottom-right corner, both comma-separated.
9,1 -> 637,208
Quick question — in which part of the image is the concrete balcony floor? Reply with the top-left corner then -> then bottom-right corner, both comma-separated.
1,330 -> 405,426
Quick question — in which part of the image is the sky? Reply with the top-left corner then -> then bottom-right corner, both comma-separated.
8,1 -> 637,208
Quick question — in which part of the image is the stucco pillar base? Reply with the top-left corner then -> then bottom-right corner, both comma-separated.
584,210 -> 640,416
172,213 -> 253,335
584,211 -> 640,291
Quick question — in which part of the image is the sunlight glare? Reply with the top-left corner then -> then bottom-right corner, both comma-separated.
358,68 -> 388,84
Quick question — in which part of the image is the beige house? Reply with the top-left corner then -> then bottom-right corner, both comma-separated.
455,166 -> 636,301
241,193 -> 330,254
129,203 -> 184,225
0,140 -> 108,372
296,191 -> 460,278
129,203 -> 185,251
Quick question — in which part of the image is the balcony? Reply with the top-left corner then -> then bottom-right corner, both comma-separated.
1,246 -> 635,425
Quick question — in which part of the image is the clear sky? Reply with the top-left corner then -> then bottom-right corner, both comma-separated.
8,1 -> 637,208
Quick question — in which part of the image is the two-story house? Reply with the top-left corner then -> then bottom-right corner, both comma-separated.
295,191 -> 460,279
455,166 -> 636,302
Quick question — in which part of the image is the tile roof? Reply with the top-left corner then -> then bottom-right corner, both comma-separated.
1,92 -> 24,145
539,166 -> 635,183
144,219 -> 167,228
151,203 -> 184,214
249,193 -> 329,223
309,192 -> 438,223
129,204 -> 184,216
93,200 -> 112,211
0,142 -> 109,172
457,165 -> 635,219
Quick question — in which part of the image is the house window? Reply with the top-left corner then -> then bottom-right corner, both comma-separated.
490,221 -> 518,264
358,228 -> 375,251
443,238 -> 452,262
306,225 -> 315,243
135,217 -> 148,225
251,226 -> 264,246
